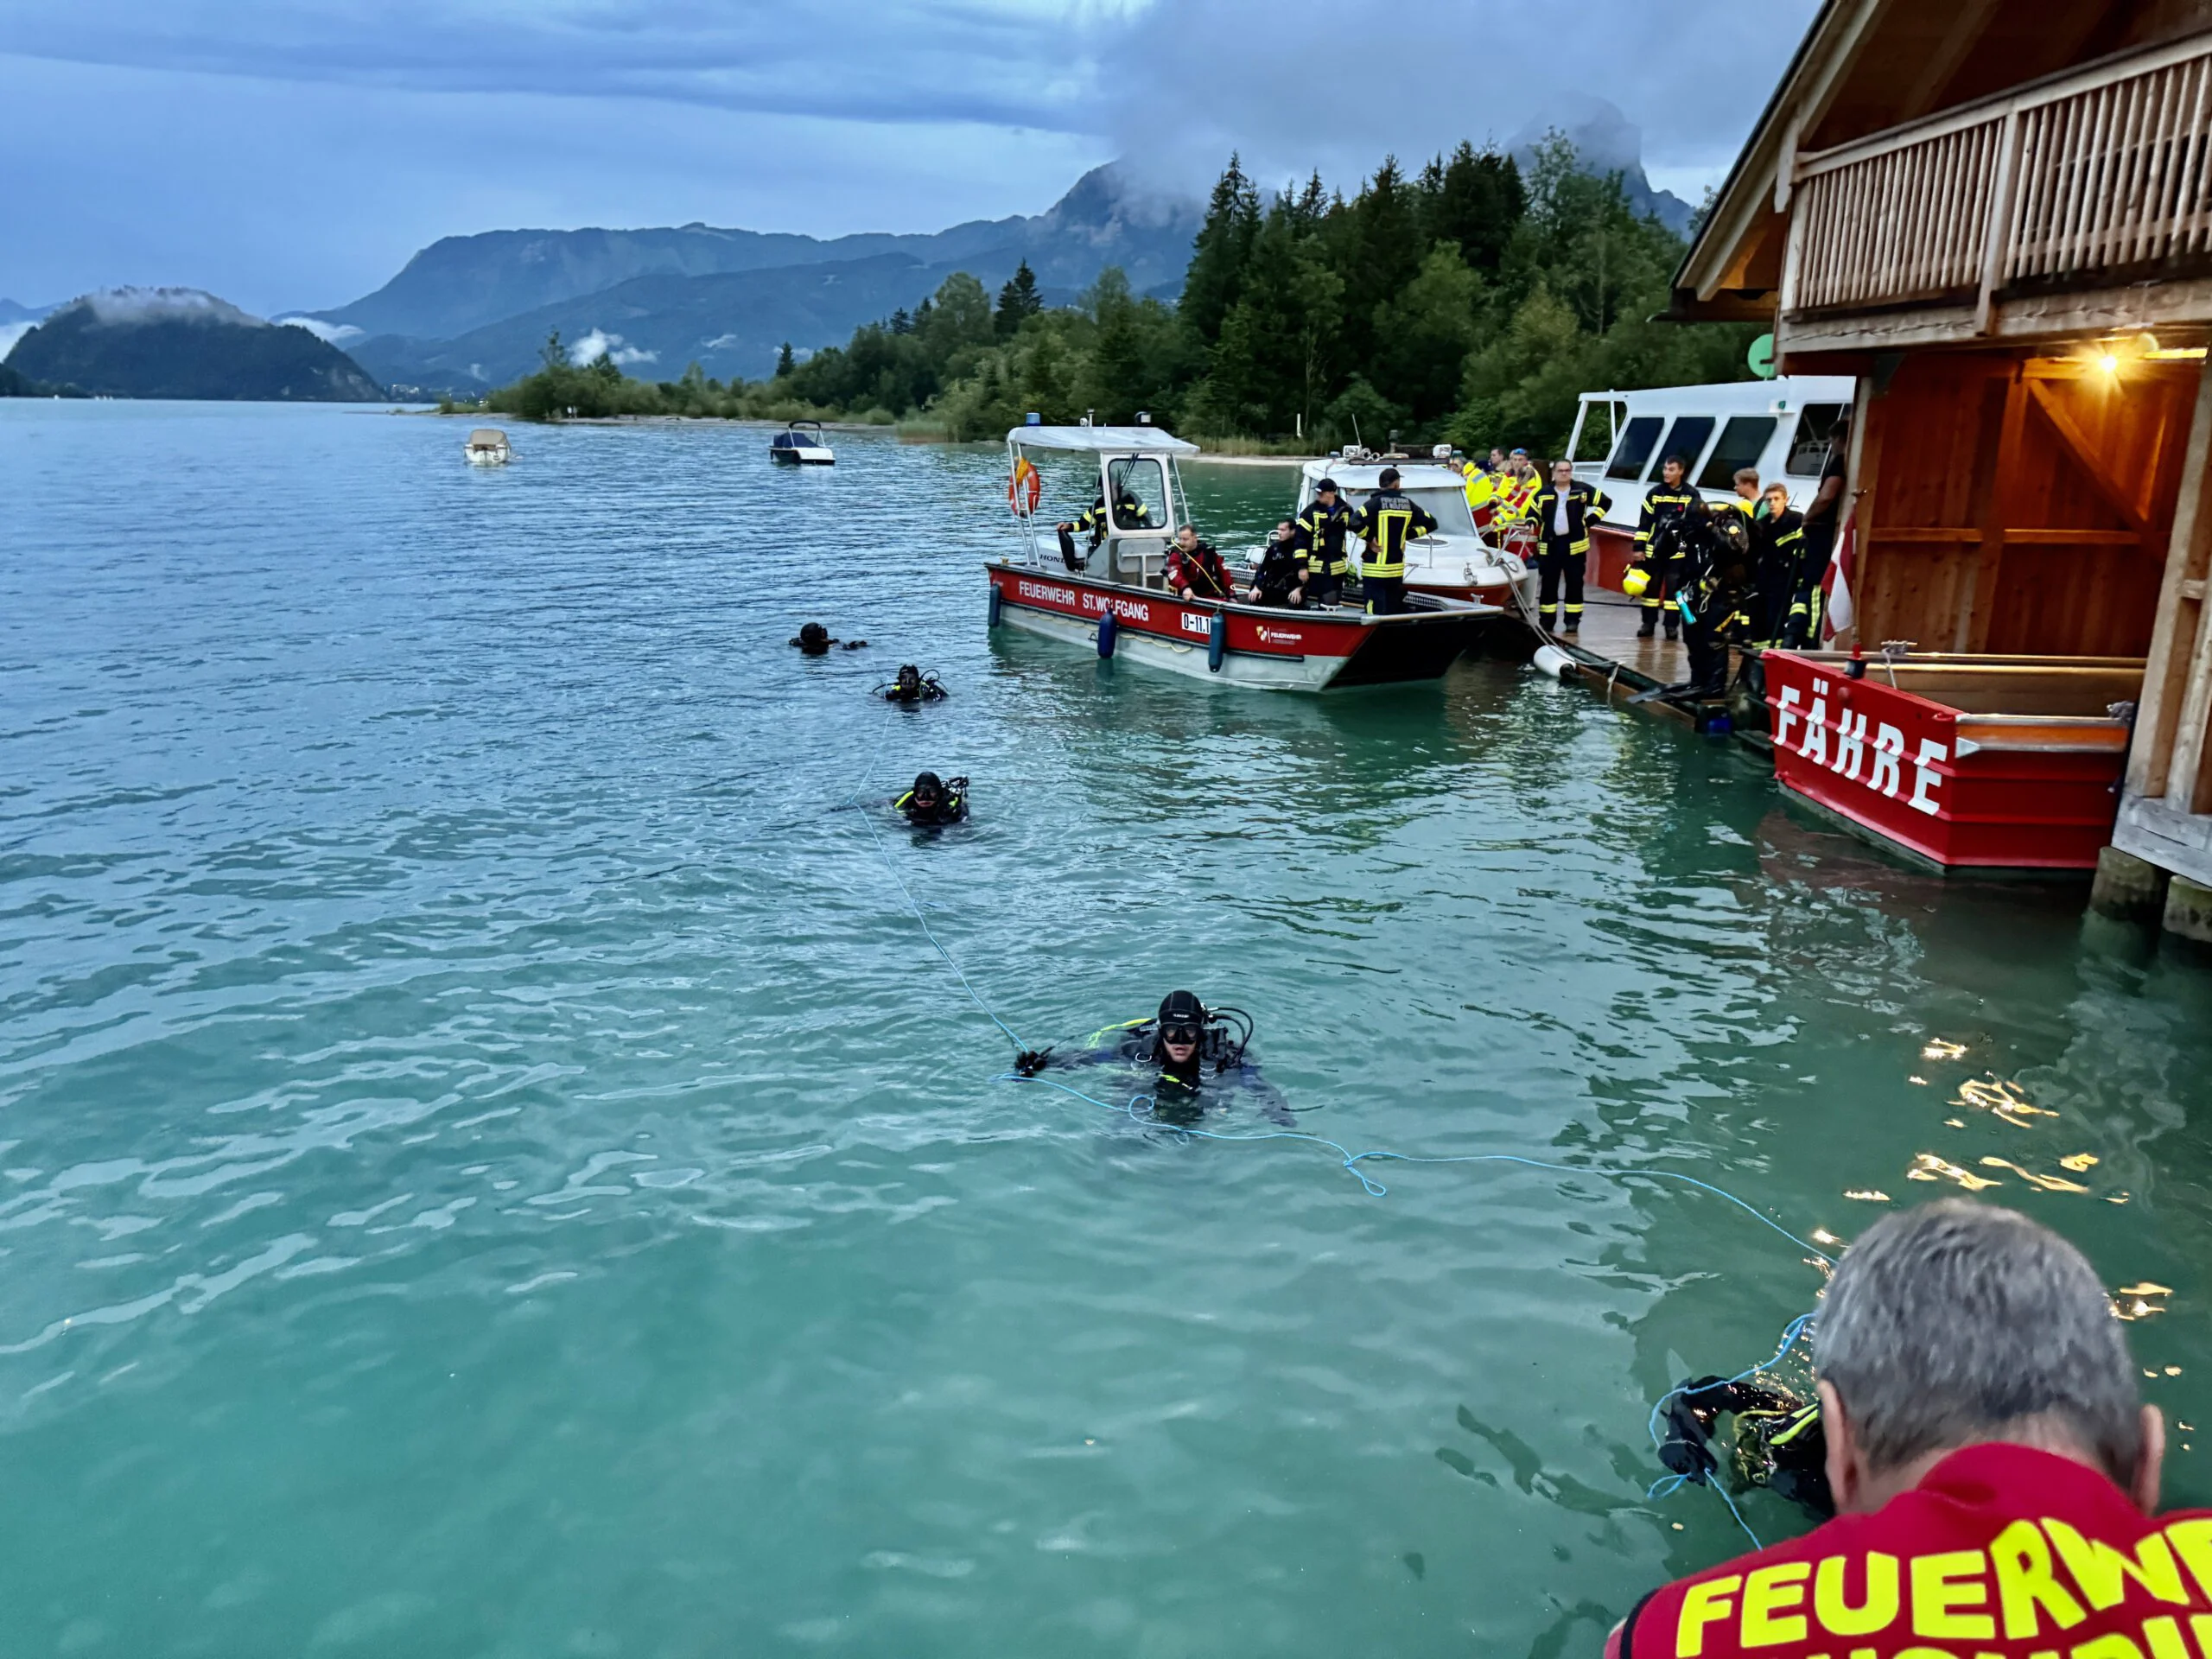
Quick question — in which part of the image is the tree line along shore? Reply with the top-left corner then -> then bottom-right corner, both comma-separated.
447,137 -> 1762,459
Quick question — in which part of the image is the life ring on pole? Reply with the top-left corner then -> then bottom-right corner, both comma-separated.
1007,456 -> 1042,516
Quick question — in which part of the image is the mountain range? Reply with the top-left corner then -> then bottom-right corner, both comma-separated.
313,164 -> 1202,396
1,105 -> 1694,403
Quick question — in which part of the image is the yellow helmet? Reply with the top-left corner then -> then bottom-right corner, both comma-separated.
1622,565 -> 1651,598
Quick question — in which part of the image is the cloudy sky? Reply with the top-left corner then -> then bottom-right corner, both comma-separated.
0,0 -> 1818,316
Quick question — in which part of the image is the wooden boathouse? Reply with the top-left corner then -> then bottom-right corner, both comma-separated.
1671,0 -> 2212,933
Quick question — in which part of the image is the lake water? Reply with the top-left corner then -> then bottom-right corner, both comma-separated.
5,401 -> 2212,1657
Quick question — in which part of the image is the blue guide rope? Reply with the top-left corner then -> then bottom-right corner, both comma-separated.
844,735 -> 1827,1546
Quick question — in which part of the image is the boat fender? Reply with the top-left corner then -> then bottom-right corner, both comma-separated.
988,583 -> 1002,629
1207,608 -> 1227,673
1097,607 -> 1117,658
1531,643 -> 1576,679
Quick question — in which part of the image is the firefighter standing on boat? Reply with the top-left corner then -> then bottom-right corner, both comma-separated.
1295,478 -> 1359,607
1519,460 -> 1611,636
1351,467 -> 1437,615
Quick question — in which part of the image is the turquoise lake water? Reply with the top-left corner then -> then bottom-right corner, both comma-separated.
5,401 -> 2212,1657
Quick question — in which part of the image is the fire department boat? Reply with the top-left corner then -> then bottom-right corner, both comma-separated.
1293,449 -> 1539,611
988,426 -> 1502,690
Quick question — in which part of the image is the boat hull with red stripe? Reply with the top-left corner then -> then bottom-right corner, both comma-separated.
986,563 -> 1497,690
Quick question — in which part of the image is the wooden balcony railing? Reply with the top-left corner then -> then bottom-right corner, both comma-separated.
1787,34 -> 2212,321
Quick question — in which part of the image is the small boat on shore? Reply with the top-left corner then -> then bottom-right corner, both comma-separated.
988,425 -> 1500,691
464,428 -> 512,466
770,421 -> 835,466
1293,449 -> 1538,613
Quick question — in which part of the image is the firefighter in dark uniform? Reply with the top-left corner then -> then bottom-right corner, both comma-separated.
1058,489 -> 1150,556
1633,454 -> 1700,640
1351,467 -> 1437,615
1748,482 -> 1805,646
1294,478 -> 1360,608
1522,459 -> 1612,635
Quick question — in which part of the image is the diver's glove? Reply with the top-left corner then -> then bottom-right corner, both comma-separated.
1014,1049 -> 1053,1077
1656,1376 -> 1729,1484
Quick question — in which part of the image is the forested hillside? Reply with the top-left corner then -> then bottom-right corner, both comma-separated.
472,139 -> 1760,456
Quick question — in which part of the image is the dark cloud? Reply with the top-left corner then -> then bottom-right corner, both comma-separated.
1097,0 -> 1819,200
3,0 -> 1110,131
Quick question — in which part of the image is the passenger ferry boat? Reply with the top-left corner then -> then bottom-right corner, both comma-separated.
769,420 -> 835,465
987,425 -> 1500,691
1292,449 -> 1538,612
1567,377 -> 1855,589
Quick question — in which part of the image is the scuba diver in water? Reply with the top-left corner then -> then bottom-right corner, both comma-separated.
791,622 -> 868,656
1014,989 -> 1293,1126
881,664 -> 948,705
894,771 -> 968,825
1656,1370 -> 1833,1520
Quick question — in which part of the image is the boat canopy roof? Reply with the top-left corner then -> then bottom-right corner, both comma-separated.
467,429 -> 507,446
1009,425 -> 1198,454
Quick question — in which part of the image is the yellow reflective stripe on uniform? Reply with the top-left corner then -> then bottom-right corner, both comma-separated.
1365,509 -> 1413,577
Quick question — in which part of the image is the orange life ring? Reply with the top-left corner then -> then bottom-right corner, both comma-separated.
1008,456 -> 1041,514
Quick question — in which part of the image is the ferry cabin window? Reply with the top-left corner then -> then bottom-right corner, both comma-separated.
1696,416 -> 1783,491
1107,457 -> 1168,531
1649,416 -> 1715,481
1784,404 -> 1851,475
1574,401 -> 1624,463
1605,416 -> 1663,480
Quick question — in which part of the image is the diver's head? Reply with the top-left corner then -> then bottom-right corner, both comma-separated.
911,771 -> 944,810
797,621 -> 831,656
896,664 -> 921,695
1155,988 -> 1205,1065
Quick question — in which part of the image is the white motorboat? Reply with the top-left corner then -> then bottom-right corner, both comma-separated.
769,421 -> 835,465
1292,448 -> 1538,613
988,425 -> 1503,691
1566,377 -> 1855,585
463,428 -> 512,466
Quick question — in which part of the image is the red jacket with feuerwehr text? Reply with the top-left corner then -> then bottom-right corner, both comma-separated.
1611,1444 -> 2212,1659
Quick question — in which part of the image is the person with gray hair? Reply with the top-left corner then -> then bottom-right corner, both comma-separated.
1607,1199 -> 2206,1659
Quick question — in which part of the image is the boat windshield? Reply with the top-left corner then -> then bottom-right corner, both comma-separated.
1402,487 -> 1477,537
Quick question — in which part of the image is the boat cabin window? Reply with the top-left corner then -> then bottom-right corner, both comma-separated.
1605,416 -> 1663,480
1573,400 -> 1624,463
1650,416 -> 1715,480
1784,404 -> 1851,475
1107,456 -> 1168,531
1697,415 -> 1782,490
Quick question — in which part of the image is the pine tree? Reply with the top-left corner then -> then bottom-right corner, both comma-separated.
775,341 -> 796,377
889,308 -> 912,336
1179,155 -> 1262,348
1427,143 -> 1526,276
995,260 -> 1043,338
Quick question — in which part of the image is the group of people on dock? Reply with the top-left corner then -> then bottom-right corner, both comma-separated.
1459,431 -> 1847,657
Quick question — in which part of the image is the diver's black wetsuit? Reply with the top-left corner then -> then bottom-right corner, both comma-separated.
1658,1374 -> 1833,1520
894,773 -> 968,825
1018,1015 -> 1293,1128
